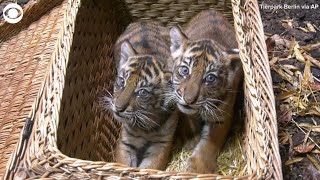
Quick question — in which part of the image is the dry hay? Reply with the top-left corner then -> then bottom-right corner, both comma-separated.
166,121 -> 246,176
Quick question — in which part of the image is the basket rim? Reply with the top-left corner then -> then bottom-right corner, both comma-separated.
3,0 -> 282,179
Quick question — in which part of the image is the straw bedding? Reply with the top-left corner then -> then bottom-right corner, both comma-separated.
166,122 -> 246,176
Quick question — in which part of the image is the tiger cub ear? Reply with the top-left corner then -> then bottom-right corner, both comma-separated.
169,26 -> 187,59
120,40 -> 136,65
223,48 -> 242,71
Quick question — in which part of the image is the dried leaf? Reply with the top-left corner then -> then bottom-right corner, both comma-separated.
269,57 -> 279,66
299,123 -> 314,128
279,131 -> 291,144
298,103 -> 320,116
294,144 -> 315,153
285,157 -> 304,165
302,106 -> 320,117
283,64 -> 299,71
282,66 -> 295,76
303,60 -> 314,85
276,91 -> 296,100
268,34 -> 292,49
298,27 -> 310,33
293,96 -> 308,110
273,66 -> 294,84
310,126 -> 320,132
306,23 -> 317,33
303,53 -> 320,68
298,110 -> 319,117
310,83 -> 320,91
312,149 -> 320,154
307,154 -> 320,170
294,44 -> 306,63
302,43 -> 320,52
281,20 -> 294,29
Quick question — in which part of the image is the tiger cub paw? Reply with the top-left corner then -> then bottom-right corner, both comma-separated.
185,155 -> 217,174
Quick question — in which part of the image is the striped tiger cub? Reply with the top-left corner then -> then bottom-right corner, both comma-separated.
104,21 -> 177,170
167,9 -> 243,173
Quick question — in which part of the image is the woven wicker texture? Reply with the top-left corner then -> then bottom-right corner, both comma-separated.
0,0 -> 71,177
0,0 -> 65,43
0,0 -> 282,179
125,0 -> 234,27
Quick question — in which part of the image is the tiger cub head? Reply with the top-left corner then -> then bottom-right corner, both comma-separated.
104,40 -> 172,131
167,26 -> 242,122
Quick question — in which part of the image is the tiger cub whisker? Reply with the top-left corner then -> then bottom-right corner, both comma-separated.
100,92 -> 114,110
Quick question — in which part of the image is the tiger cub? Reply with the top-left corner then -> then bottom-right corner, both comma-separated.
168,9 -> 243,173
104,21 -> 177,170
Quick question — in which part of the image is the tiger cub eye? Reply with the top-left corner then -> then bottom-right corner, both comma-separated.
205,74 -> 217,84
137,89 -> 150,97
178,66 -> 189,77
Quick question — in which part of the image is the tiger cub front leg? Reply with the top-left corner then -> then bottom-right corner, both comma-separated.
116,141 -> 137,167
139,141 -> 173,170
186,117 -> 232,173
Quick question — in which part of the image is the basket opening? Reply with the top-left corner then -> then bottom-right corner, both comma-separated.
57,0 -> 244,174
57,0 -> 131,162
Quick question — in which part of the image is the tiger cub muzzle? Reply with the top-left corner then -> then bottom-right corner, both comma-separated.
169,26 -> 241,119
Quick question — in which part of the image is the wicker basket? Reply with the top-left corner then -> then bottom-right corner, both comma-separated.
0,0 -> 282,179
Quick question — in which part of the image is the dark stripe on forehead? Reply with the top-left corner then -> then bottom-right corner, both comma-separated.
182,57 -> 192,66
190,41 -> 217,54
189,44 -> 205,53
205,45 -> 218,57
144,67 -> 152,77
124,27 -> 167,49
121,27 -> 142,42
117,22 -> 170,72
145,56 -> 154,65
153,64 -> 160,76
128,62 -> 140,69
146,82 -> 155,87
140,79 -> 146,87
123,71 -> 129,79
137,23 -> 151,49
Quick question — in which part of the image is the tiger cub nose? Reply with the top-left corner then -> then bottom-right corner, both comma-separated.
184,95 -> 197,105
115,101 -> 128,112
182,83 -> 200,105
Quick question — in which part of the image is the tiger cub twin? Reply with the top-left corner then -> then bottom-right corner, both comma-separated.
104,21 -> 177,169
105,9 -> 243,173
167,10 -> 243,173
